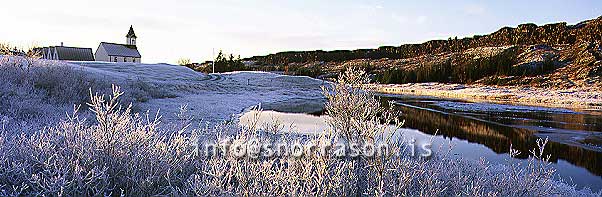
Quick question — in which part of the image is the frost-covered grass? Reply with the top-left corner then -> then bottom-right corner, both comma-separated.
0,56 -> 188,134
0,57 -> 96,116
67,61 -> 326,124
0,65 -> 598,196
0,56 -> 109,135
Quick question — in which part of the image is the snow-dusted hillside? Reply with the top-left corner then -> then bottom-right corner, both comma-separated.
2,58 -> 599,196
71,61 -> 327,124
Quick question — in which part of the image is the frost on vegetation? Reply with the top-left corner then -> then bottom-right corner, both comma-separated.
0,56 -> 102,118
0,65 -> 599,196
0,55 -> 179,134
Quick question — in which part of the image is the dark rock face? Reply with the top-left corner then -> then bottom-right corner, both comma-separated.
248,16 -> 602,65
590,61 -> 602,77
246,16 -> 602,89
531,44 -> 553,51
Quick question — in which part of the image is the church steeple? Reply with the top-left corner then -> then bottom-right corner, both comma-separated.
126,25 -> 137,45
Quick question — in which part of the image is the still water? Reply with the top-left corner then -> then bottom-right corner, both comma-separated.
239,95 -> 602,191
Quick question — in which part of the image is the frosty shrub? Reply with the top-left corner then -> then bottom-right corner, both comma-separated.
0,66 -> 599,196
124,77 -> 177,103
0,85 -> 199,196
0,55 -> 169,134
0,56 -> 107,120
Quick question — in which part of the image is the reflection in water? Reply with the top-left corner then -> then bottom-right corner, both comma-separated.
380,97 -> 602,191
391,99 -> 602,175
240,97 -> 602,191
239,110 -> 329,134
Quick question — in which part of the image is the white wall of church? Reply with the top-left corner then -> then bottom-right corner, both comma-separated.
105,56 -> 140,63
94,46 -> 109,62
94,46 -> 140,63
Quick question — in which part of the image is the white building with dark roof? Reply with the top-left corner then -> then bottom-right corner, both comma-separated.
94,26 -> 141,63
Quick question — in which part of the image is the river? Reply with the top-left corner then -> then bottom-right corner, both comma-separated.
240,95 -> 602,191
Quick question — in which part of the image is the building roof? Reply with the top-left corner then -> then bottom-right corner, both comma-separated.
126,25 -> 137,38
99,42 -> 141,58
55,46 -> 95,61
35,46 -> 95,61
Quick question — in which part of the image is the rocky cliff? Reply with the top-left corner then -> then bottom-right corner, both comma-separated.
246,16 -> 602,89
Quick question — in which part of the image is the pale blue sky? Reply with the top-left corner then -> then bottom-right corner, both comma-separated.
1,0 -> 600,63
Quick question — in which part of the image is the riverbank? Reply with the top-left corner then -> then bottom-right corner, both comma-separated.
363,83 -> 602,111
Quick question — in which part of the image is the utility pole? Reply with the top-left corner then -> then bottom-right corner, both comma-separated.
212,48 -> 215,73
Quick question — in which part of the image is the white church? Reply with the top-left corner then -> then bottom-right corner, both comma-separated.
94,26 -> 142,63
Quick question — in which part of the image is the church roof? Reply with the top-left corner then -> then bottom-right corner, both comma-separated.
126,25 -> 137,38
99,42 -> 141,58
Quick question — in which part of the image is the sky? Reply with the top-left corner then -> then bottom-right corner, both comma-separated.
1,0 -> 601,63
